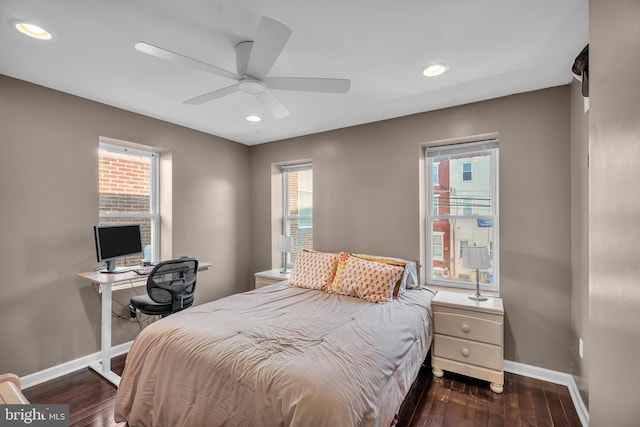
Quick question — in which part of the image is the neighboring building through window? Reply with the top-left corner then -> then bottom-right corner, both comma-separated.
462,198 -> 473,216
462,162 -> 473,181
433,232 -> 444,260
99,142 -> 159,267
459,240 -> 469,260
426,140 -> 499,291
282,163 -> 313,266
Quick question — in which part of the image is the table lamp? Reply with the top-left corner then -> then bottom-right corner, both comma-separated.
276,235 -> 293,274
462,244 -> 491,301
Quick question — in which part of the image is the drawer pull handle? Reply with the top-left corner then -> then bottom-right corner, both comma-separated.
461,324 -> 470,333
461,348 -> 470,357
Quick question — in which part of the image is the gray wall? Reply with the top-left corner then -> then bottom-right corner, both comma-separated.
0,70 -> 589,397
570,79 -> 589,407
589,0 -> 640,425
250,86 -> 574,372
0,75 -> 252,376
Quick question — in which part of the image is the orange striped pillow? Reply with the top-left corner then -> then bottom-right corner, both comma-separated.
328,251 -> 351,293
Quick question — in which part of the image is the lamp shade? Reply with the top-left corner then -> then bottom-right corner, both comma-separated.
462,245 -> 491,269
276,235 -> 293,253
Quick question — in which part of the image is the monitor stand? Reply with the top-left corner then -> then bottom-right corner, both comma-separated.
99,260 -> 130,274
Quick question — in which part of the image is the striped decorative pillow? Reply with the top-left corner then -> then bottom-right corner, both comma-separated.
327,251 -> 351,293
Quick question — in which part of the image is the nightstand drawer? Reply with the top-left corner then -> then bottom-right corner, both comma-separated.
434,335 -> 502,371
434,311 -> 502,345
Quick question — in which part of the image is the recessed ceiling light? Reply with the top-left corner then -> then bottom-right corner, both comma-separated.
422,63 -> 449,77
246,115 -> 261,122
15,22 -> 52,40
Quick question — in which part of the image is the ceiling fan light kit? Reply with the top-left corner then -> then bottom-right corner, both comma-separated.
135,16 -> 351,120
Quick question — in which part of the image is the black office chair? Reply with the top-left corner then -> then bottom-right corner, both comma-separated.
129,257 -> 198,319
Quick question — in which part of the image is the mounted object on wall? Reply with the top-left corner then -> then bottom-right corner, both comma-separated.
572,44 -> 589,97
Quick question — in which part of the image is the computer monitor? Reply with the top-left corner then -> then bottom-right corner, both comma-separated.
94,224 -> 143,273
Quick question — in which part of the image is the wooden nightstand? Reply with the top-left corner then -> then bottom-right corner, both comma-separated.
431,290 -> 504,393
254,269 -> 290,289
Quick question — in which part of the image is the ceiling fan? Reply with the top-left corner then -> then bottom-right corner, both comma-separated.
135,16 -> 351,119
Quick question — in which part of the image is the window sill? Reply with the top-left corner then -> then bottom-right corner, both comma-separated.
424,284 -> 500,298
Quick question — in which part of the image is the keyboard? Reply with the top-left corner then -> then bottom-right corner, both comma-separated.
133,266 -> 154,275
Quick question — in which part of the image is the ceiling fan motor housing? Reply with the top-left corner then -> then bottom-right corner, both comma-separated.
238,77 -> 266,94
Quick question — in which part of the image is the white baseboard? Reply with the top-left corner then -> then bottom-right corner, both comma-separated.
504,360 -> 589,427
20,341 -> 133,389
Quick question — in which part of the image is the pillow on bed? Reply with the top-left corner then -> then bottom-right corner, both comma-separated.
327,251 -> 351,293
329,253 -> 418,297
352,253 -> 408,297
334,256 -> 405,303
354,254 -> 419,290
288,250 -> 339,291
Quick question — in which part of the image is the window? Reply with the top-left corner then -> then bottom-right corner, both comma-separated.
426,140 -> 499,291
462,199 -> 473,215
462,162 -> 473,181
99,142 -> 159,267
282,163 -> 313,266
459,240 -> 469,260
432,163 -> 439,186
433,232 -> 444,261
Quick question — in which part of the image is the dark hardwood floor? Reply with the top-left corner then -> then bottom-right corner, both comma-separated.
23,355 -> 581,427
397,364 -> 581,427
23,355 -> 127,427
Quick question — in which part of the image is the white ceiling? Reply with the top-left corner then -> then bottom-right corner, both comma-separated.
0,0 -> 588,146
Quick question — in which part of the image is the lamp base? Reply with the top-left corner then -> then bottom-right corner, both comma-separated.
469,271 -> 487,301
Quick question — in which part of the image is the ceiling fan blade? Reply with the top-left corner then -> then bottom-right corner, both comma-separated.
246,16 -> 292,79
183,84 -> 239,105
256,90 -> 290,119
265,77 -> 351,93
135,42 -> 239,81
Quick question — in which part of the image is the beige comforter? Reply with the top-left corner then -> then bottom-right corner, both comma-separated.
115,283 -> 434,427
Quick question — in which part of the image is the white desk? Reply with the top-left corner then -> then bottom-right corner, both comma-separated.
77,262 -> 211,387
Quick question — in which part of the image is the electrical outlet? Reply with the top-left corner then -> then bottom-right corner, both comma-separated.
579,338 -> 584,359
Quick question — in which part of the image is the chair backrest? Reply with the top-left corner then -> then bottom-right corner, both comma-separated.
146,258 -> 198,312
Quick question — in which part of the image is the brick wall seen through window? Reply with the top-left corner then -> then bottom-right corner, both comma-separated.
99,147 -> 155,267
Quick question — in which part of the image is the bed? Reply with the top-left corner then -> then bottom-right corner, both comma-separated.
115,253 -> 434,427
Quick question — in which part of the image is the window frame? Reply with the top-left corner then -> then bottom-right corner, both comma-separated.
425,139 -> 499,292
282,162 -> 313,268
99,142 -> 160,262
